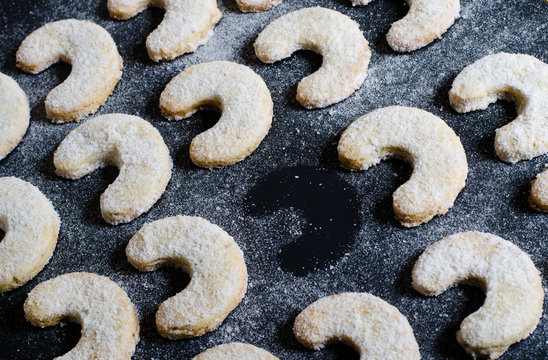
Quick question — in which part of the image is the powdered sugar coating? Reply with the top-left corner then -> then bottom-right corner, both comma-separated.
0,177 -> 60,292
294,292 -> 420,359
53,114 -> 172,225
193,342 -> 279,359
24,272 -> 139,360
352,0 -> 460,51
235,0 -> 282,12
0,73 -> 29,160
412,232 -> 544,359
16,19 -> 122,122
449,53 -> 548,164
338,106 -> 468,227
108,0 -> 222,62
254,7 -> 370,109
160,61 -> 273,168
530,169 -> 548,212
126,215 -> 248,339
0,1 -> 546,358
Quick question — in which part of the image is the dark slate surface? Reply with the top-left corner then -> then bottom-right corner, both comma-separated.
0,0 -> 546,359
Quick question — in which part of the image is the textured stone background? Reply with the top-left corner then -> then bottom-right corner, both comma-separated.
0,0 -> 546,359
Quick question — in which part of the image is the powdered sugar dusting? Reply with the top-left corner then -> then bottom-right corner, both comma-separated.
254,7 -> 370,108
107,0 -> 222,62
294,292 -> 420,358
53,114 -> 172,225
16,19 -> 122,121
160,61 -> 272,167
0,0 -> 546,359
412,232 -> 543,359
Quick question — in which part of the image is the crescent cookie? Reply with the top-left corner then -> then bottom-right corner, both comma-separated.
530,169 -> 548,212
108,0 -> 222,61
235,0 -> 282,12
412,232 -> 544,359
352,0 -> 460,52
294,293 -> 420,359
126,216 -> 247,339
449,53 -> 548,163
0,73 -> 29,160
338,106 -> 468,227
0,177 -> 60,292
160,61 -> 273,168
24,272 -> 139,360
254,7 -> 371,109
193,343 -> 279,360
54,114 -> 172,225
16,19 -> 122,122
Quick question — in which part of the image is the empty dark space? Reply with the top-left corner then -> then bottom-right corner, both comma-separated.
245,166 -> 361,276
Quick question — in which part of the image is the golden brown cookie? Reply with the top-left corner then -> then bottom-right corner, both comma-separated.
54,113 -> 172,225
530,169 -> 548,211
338,106 -> 468,227
25,272 -> 139,360
16,19 -> 122,122
0,177 -> 59,292
352,0 -> 460,51
294,293 -> 420,359
126,215 -> 247,339
413,232 -> 544,359
235,0 -> 282,12
193,343 -> 279,359
108,0 -> 222,61
160,61 -> 273,167
0,73 -> 29,160
449,53 -> 548,163
254,7 -> 370,109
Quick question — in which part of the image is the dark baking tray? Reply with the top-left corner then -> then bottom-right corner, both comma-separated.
0,0 -> 546,359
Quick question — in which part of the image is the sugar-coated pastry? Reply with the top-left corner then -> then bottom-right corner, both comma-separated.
54,114 -> 172,225
108,0 -> 221,61
294,292 -> 420,359
126,216 -> 247,339
0,73 -> 29,160
352,0 -> 460,52
25,272 -> 139,360
160,61 -> 272,167
450,53 -> 548,163
235,0 -> 282,12
412,232 -> 544,359
0,177 -> 60,292
254,7 -> 370,109
530,169 -> 548,212
338,106 -> 468,227
16,19 -> 122,122
193,343 -> 279,359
